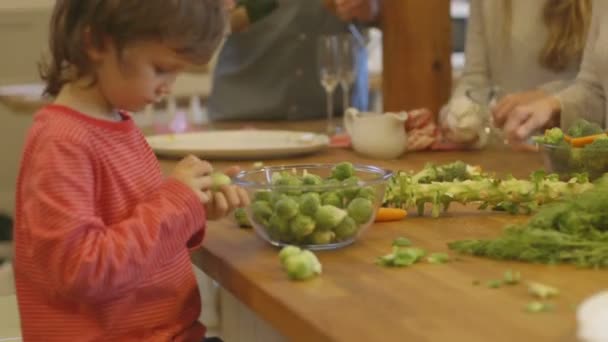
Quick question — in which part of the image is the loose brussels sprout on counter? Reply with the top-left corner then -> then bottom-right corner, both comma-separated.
279,245 -> 322,281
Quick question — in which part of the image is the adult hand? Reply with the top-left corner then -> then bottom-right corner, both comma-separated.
502,96 -> 561,143
324,0 -> 380,22
492,89 -> 548,128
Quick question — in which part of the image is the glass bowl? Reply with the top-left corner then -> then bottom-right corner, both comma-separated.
539,143 -> 608,180
233,163 -> 393,250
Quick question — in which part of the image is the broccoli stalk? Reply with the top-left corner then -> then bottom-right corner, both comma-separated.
385,168 -> 594,217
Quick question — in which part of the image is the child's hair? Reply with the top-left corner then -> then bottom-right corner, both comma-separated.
40,0 -> 227,97
502,0 -> 591,72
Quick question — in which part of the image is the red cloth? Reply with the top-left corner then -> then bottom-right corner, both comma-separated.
14,105 -> 207,342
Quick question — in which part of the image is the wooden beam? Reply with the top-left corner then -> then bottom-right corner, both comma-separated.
380,0 -> 452,115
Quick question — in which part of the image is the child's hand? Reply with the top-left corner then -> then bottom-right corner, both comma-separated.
171,155 -> 215,203
204,166 -> 250,220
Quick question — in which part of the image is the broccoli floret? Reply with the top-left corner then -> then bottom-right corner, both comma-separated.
411,161 -> 472,183
437,161 -> 468,182
581,136 -> 608,177
234,208 -> 252,228
331,162 -> 355,181
567,119 -> 604,137
411,163 -> 438,183
533,127 -> 565,145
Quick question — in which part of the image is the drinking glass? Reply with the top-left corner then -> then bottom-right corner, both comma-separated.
318,35 -> 341,135
465,85 -> 507,145
338,34 -> 357,112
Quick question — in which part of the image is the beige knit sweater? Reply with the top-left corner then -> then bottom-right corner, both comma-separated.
451,0 -> 580,100
557,0 -> 608,130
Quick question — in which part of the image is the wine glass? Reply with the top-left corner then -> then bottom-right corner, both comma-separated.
318,35 -> 341,135
465,85 -> 507,145
338,34 -> 357,112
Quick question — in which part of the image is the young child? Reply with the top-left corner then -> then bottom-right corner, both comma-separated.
13,1 -> 247,341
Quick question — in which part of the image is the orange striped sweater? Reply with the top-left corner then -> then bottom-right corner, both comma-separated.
14,105 -> 207,341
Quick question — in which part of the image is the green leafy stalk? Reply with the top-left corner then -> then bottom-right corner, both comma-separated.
448,176 -> 608,268
385,167 -> 593,217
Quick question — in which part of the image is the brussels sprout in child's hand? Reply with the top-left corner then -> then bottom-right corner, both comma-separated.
171,155 -> 216,203
204,165 -> 250,220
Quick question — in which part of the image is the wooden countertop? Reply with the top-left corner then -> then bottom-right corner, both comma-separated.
156,121 -> 606,342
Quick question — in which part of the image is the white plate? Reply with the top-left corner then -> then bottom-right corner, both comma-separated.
146,130 -> 330,160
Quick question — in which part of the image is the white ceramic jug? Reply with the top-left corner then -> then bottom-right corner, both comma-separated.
344,108 -> 408,159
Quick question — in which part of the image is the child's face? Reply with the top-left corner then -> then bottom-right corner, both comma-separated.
92,41 -> 191,112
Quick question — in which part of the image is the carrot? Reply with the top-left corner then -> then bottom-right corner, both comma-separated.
375,207 -> 407,222
565,133 -> 606,147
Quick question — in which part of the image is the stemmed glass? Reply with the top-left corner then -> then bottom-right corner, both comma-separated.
465,85 -> 507,145
338,34 -> 357,112
318,35 -> 341,135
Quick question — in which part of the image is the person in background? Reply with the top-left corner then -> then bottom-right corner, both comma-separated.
440,0 -> 591,147
498,0 -> 608,142
208,0 -> 381,122
13,1 -> 248,341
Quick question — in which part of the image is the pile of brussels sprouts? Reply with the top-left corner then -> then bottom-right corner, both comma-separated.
249,162 -> 376,246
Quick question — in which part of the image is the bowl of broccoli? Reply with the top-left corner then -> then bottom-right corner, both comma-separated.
534,119 -> 608,180
233,162 -> 393,250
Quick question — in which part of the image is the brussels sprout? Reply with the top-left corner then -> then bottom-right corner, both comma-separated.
279,245 -> 301,264
301,173 -> 323,186
357,187 -> 376,202
309,230 -> 336,245
272,172 -> 303,195
211,172 -> 231,190
347,198 -> 374,224
281,248 -> 322,280
323,178 -> 341,187
269,192 -> 289,208
334,216 -> 358,240
251,201 -> 272,225
331,162 -> 355,181
314,205 -> 347,230
234,207 -> 251,228
289,214 -> 316,240
275,197 -> 299,219
299,192 -> 321,216
253,190 -> 272,202
321,191 -> 343,208
341,176 -> 360,202
268,214 -> 290,240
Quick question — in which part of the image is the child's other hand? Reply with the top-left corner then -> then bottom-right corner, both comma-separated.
171,155 -> 215,203
204,166 -> 250,221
